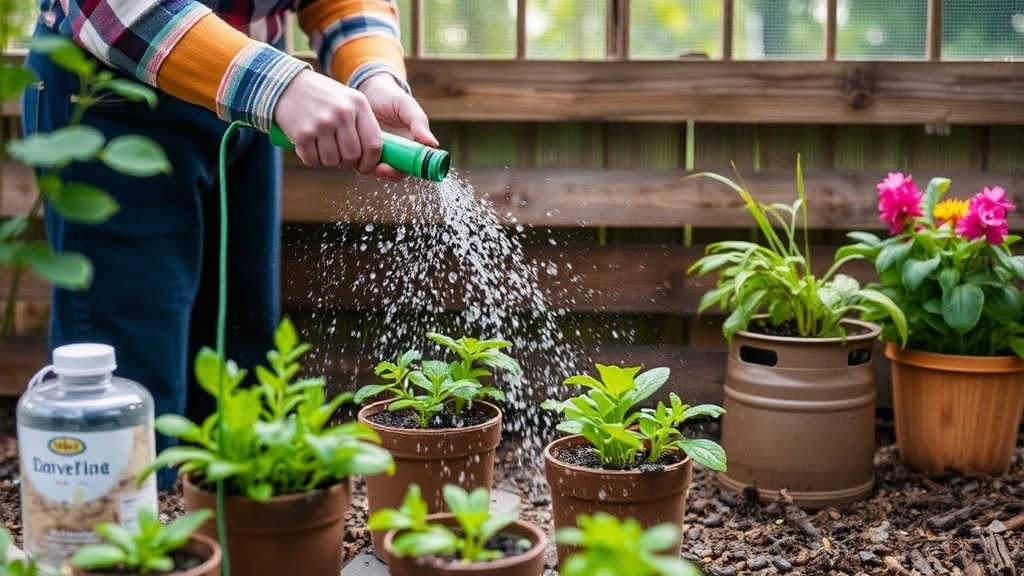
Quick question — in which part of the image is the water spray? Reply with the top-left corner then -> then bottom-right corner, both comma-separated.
269,124 -> 451,182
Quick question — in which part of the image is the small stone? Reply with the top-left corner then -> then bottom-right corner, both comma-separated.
987,519 -> 1007,534
858,551 -> 880,565
772,557 -> 794,573
703,513 -> 724,528
709,565 -> 738,576
746,556 -> 769,570
687,527 -> 702,541
691,544 -> 714,558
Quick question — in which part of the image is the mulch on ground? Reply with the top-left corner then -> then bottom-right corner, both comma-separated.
1,396 -> 1021,575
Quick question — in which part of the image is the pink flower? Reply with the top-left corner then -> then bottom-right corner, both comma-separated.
957,186 -> 1015,244
877,172 -> 923,235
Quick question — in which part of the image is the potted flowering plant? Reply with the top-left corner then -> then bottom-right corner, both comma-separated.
687,158 -> 906,509
839,172 -> 1024,475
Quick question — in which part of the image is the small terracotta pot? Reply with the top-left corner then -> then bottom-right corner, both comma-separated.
383,514 -> 547,576
543,434 -> 693,567
717,319 -> 880,509
887,344 -> 1024,475
358,400 -> 502,561
183,476 -> 349,576
69,533 -> 222,576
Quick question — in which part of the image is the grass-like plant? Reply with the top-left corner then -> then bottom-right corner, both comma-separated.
556,513 -> 702,576
69,508 -> 213,575
687,157 -> 908,343
368,484 -> 529,563
140,317 -> 394,500
542,363 -> 726,471
354,333 -> 521,428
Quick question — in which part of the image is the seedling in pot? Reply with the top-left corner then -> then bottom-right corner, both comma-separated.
542,363 -> 726,471
355,333 -> 521,428
556,512 -> 702,576
369,484 -> 530,562
140,317 -> 394,500
70,508 -> 213,575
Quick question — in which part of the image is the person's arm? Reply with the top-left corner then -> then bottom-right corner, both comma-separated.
58,1 -> 309,132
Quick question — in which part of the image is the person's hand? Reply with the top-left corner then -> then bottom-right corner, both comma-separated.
273,69 -> 384,175
357,73 -> 437,181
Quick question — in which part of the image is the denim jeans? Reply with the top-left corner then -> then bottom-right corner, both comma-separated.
22,32 -> 282,489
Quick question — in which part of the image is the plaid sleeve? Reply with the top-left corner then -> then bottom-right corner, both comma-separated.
297,0 -> 409,91
59,0 -> 211,86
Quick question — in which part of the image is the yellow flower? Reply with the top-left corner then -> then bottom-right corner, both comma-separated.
933,198 -> 969,227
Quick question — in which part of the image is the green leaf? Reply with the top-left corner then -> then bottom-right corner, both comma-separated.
875,240 -> 914,275
99,78 -> 159,107
70,544 -> 128,570
0,64 -> 36,101
48,182 -> 120,223
391,526 -> 458,558
676,438 -> 727,471
638,523 -> 680,554
101,135 -> 172,177
901,256 -> 941,292
942,283 -> 984,334
7,125 -> 105,168
22,245 -> 92,289
31,34 -> 96,76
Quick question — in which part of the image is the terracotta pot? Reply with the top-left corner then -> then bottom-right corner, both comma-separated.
358,400 -> 502,560
543,434 -> 693,567
182,476 -> 349,576
69,533 -> 221,576
886,343 -> 1024,475
716,319 -> 880,510
383,514 -> 546,576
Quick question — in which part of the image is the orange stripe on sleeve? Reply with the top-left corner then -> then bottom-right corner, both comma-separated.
156,14 -> 254,111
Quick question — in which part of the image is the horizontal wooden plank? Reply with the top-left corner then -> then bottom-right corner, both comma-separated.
280,166 -> 1024,229
4,55 -> 1021,125
0,335 -> 49,396
281,242 -> 879,315
403,60 -> 1024,125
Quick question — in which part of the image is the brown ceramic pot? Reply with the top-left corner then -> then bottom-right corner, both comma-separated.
69,533 -> 222,576
543,434 -> 693,567
383,514 -> 547,576
182,476 -> 349,576
717,319 -> 880,510
358,400 -> 502,560
887,343 -> 1024,475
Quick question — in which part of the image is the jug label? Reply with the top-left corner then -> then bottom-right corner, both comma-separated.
17,425 -> 157,562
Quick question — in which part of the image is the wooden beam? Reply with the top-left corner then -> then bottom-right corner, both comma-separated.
4,54 -> 1024,125
275,164 -> 1024,229
280,242 -> 878,315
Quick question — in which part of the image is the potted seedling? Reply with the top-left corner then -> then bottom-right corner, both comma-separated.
139,317 -> 394,576
541,363 -> 725,566
556,513 -> 703,576
69,509 -> 219,576
370,484 -> 546,576
355,333 -> 521,559
686,157 -> 907,508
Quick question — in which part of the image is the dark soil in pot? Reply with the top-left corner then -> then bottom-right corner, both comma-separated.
548,441 -> 685,472
364,405 -> 493,429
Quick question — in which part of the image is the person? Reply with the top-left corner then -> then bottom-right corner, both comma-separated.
22,0 -> 436,489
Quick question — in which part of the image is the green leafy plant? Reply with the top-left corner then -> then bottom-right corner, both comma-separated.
368,484 -> 529,563
0,526 -> 49,576
140,317 -> 394,500
556,513 -> 702,576
354,333 -> 521,428
686,158 -> 907,344
0,34 -> 170,340
541,363 -> 726,472
838,172 -> 1024,357
69,508 -> 213,575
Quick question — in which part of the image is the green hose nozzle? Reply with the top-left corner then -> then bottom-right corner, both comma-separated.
269,124 -> 450,182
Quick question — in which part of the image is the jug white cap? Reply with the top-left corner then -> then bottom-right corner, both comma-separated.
52,343 -> 117,376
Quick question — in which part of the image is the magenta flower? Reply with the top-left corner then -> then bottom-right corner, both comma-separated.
877,172 -> 924,235
956,186 -> 1015,244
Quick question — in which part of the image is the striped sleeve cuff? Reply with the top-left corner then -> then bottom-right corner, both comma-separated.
216,43 -> 312,132
348,62 -> 411,93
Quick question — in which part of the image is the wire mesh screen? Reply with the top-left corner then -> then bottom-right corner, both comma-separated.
422,0 -> 516,58
943,0 -> 1024,61
835,0 -> 927,60
732,0 -> 825,59
526,0 -> 606,60
630,0 -> 722,60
